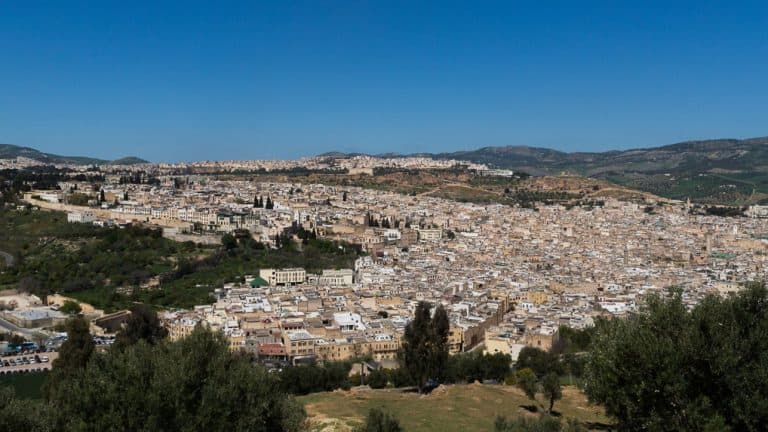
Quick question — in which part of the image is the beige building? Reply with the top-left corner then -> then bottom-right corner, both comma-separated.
282,330 -> 319,361
307,269 -> 355,286
259,268 -> 307,285
167,318 -> 199,341
416,228 -> 443,241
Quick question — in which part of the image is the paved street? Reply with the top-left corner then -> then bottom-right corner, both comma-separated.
0,316 -> 35,337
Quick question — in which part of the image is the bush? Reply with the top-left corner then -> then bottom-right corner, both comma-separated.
445,351 -> 511,383
367,369 -> 389,389
494,415 -> 585,432
59,300 -> 82,315
278,361 -> 352,395
356,408 -> 403,432
350,373 -> 362,387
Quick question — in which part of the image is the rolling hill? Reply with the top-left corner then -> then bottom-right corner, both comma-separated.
0,144 -> 148,165
433,137 -> 768,204
326,137 -> 768,204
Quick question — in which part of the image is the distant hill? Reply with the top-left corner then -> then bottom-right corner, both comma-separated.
0,144 -> 148,165
323,137 -> 768,204
110,156 -> 149,165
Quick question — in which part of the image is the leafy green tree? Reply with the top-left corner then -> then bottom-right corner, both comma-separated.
541,372 -> 562,413
0,387 -> 54,432
45,317 -> 95,399
221,233 -> 237,250
432,302 -> 450,380
400,301 -> 450,392
115,303 -> 168,348
278,361 -> 352,395
367,368 -> 389,389
356,408 -> 403,432
48,326 -> 305,431
516,346 -> 562,377
59,300 -> 82,315
553,326 -> 593,354
584,282 -> 768,431
516,367 -> 539,402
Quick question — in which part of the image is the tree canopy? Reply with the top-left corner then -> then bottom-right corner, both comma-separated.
44,325 -> 304,432
115,304 -> 168,348
584,282 -> 768,431
58,300 -> 82,315
400,301 -> 450,392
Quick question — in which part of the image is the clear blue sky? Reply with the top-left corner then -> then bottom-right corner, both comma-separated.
1,1 -> 767,162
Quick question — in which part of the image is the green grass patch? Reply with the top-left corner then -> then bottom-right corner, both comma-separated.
0,208 -> 361,311
300,384 -> 610,432
0,372 -> 48,400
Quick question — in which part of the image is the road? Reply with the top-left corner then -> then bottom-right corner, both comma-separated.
23,194 -> 189,229
0,316 -> 35,338
0,250 -> 13,267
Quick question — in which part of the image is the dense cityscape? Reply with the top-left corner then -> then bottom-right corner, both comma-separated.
3,2 -> 768,431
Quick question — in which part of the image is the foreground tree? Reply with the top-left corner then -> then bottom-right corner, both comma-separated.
584,283 -> 768,431
115,303 -> 168,348
48,326 -> 305,431
515,346 -> 562,377
0,387 -> 54,432
514,367 -> 562,414
400,301 -> 450,392
45,317 -> 94,399
516,367 -> 539,402
541,372 -> 562,413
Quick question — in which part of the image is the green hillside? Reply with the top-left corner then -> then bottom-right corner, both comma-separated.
0,143 -> 147,165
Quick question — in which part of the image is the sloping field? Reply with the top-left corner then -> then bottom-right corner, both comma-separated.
300,383 -> 610,432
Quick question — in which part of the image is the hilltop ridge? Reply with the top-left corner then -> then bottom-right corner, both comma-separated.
322,136 -> 768,204
0,144 -> 148,165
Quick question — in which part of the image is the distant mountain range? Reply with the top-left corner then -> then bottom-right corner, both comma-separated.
5,136 -> 768,204
323,137 -> 768,204
0,144 -> 148,165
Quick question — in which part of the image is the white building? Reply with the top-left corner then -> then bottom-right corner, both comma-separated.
333,312 -> 366,332
746,205 -> 768,218
67,211 -> 96,224
39,192 -> 62,203
307,269 -> 354,286
259,268 -> 306,285
382,229 -> 402,242
417,228 -> 443,241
